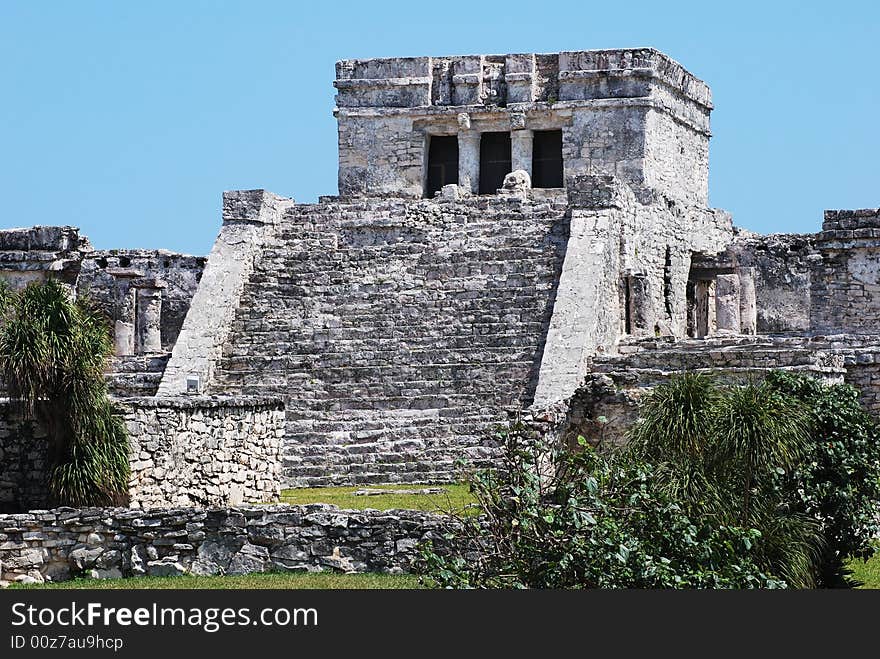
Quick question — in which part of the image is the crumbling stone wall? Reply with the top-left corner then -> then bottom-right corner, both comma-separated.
539,335 -> 848,449
125,396 -> 284,508
0,396 -> 284,513
78,250 -> 206,352
0,504 -> 452,584
0,226 -> 90,290
0,227 -> 205,353
811,209 -> 880,334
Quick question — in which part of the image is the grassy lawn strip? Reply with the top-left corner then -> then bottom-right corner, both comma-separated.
280,483 -> 477,515
12,557 -> 880,589
9,572 -> 420,590
846,553 -> 880,589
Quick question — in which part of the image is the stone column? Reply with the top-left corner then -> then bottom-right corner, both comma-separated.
114,287 -> 136,357
511,129 -> 533,179
133,279 -> 166,354
693,280 -> 711,338
629,274 -> 653,334
737,267 -> 757,335
457,113 -> 479,194
715,273 -> 741,334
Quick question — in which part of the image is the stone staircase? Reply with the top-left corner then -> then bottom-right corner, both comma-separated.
106,354 -> 170,397
212,196 -> 570,486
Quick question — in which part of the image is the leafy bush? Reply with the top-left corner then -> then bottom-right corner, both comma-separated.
419,423 -> 785,589
765,370 -> 880,585
423,369 -> 880,589
629,374 -> 821,588
0,279 -> 129,506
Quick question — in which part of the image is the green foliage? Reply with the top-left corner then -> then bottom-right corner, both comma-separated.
765,370 -> 880,585
0,279 -> 129,506
419,424 -> 785,589
629,374 -> 821,588
421,370 -> 879,589
10,572 -> 420,590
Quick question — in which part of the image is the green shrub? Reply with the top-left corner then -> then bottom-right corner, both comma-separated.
0,279 -> 129,506
629,374 -> 821,588
422,371 -> 880,589
419,423 -> 785,589
765,370 -> 880,585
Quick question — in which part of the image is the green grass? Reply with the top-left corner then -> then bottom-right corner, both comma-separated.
280,483 -> 477,515
9,572 -> 420,590
14,554 -> 880,589
846,553 -> 880,589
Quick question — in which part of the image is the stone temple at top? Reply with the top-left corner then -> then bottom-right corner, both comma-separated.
334,49 -> 710,207
2,48 -> 880,505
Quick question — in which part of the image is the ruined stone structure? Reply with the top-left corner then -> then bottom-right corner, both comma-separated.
2,47 -> 879,494
0,396 -> 284,513
0,504 -> 451,583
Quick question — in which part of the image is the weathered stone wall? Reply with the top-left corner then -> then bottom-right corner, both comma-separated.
212,194 -> 570,486
0,504 -> 452,585
0,226 -> 91,289
811,209 -> 880,335
124,396 -> 284,508
0,396 -> 284,512
541,335 -> 848,449
106,354 -> 171,397
732,233 -> 816,334
643,107 -> 709,207
0,409 -> 50,513
0,227 -> 205,354
335,49 -> 712,205
157,190 -> 295,396
78,250 -> 206,352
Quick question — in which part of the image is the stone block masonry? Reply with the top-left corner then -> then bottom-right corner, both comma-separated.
0,505 -> 452,584
0,396 -> 284,512
811,209 -> 880,335
212,193 -> 571,487
157,190 -> 295,396
77,249 -> 206,352
124,396 -> 285,508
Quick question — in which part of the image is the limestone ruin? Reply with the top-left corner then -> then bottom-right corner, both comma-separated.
2,47 -> 879,497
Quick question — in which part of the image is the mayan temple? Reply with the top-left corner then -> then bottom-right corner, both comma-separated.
2,48 -> 879,505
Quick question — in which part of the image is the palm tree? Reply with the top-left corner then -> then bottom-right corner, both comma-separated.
0,279 -> 129,506
628,373 -> 821,587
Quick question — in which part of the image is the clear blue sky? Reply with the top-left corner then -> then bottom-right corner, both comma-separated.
2,1 -> 877,255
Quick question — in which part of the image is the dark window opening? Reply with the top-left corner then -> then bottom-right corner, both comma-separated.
686,280 -> 696,337
479,132 -> 511,194
118,256 -> 131,268
531,130 -> 563,188
623,277 -> 632,335
425,135 -> 459,198
663,246 -> 673,317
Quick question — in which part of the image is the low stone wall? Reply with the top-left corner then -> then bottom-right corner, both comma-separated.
0,505 -> 452,585
124,396 -> 285,508
0,396 -> 285,512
